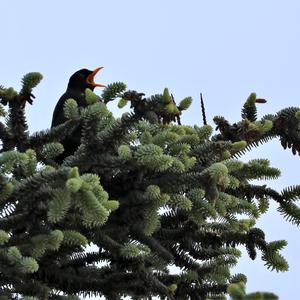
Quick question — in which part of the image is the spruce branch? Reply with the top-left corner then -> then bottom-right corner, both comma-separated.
102,82 -> 127,103
1,72 -> 300,299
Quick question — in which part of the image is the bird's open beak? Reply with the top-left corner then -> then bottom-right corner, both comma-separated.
86,67 -> 106,88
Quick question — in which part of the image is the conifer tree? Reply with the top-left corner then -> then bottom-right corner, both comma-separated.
0,72 -> 300,300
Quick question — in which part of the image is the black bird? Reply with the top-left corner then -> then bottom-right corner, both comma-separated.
51,67 -> 105,162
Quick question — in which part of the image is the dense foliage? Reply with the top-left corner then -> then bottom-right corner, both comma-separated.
0,73 -> 300,299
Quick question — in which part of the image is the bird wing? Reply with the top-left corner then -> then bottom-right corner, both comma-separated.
51,93 -> 69,128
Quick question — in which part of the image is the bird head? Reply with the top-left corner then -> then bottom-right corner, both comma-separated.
67,67 -> 106,91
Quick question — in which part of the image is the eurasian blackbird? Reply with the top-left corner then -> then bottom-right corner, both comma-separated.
51,67 -> 105,163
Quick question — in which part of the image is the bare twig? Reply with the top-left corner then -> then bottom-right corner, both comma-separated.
200,93 -> 207,125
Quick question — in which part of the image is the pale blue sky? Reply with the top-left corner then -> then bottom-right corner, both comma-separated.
1,1 -> 300,299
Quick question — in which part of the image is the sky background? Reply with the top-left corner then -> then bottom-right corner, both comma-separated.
1,1 -> 300,299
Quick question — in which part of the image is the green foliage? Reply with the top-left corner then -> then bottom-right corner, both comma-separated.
42,142 -> 64,159
135,143 -> 174,171
7,246 -> 22,263
260,119 -> 273,133
62,230 -> 88,247
24,149 -> 37,175
120,242 -> 150,258
231,273 -> 247,284
0,103 -> 6,116
165,103 -> 180,114
169,194 -> 193,210
227,282 -> 246,298
81,101 -> 108,117
69,166 -> 80,178
0,150 -> 27,173
1,72 -> 300,299
143,208 -> 161,235
227,282 -> 278,300
281,185 -> 300,201
224,160 -> 244,172
194,124 -> 213,139
209,162 -> 229,184
0,181 -> 14,202
162,87 -> 172,104
77,190 -> 109,227
7,246 -> 39,273
66,177 -> 83,192
262,241 -> 289,272
179,96 -> 193,110
48,188 -> 71,223
0,230 -> 9,245
168,283 -> 177,294
20,72 -> 43,94
146,185 -> 161,200
101,82 -> 127,103
2,87 -> 18,99
48,229 -> 64,250
244,159 -> 281,181
242,92 -> 257,121
18,256 -> 39,273
258,197 -> 270,214
64,98 -> 79,119
118,144 -> 132,160
232,140 -> 247,151
85,88 -> 100,105
102,199 -> 119,211
118,97 -> 128,108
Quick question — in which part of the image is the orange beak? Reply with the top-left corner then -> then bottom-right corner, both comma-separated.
86,67 -> 106,88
